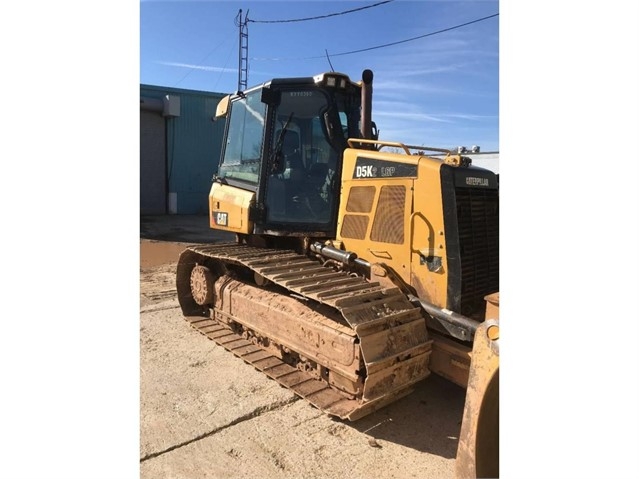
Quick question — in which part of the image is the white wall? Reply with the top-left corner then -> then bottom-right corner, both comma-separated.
468,153 -> 499,174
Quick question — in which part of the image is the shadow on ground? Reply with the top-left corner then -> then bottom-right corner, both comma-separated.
141,215 -> 235,243
340,374 -> 466,459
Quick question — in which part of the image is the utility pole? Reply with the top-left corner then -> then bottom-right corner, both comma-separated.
236,9 -> 249,91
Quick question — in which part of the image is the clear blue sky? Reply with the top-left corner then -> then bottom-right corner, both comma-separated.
141,0 -> 499,151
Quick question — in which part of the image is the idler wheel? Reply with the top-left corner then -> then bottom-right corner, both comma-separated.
190,265 -> 215,305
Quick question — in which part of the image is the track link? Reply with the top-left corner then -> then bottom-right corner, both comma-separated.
177,243 -> 433,420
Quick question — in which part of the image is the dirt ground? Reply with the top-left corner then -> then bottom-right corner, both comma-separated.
140,216 -> 467,479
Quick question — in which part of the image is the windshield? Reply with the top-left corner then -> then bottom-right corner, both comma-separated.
218,89 -> 266,185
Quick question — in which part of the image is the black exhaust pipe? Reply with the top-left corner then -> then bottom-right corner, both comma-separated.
360,69 -> 373,141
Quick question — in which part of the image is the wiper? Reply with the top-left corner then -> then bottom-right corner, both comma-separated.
270,112 -> 294,173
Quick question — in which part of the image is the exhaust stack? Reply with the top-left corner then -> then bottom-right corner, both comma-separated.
360,69 -> 373,140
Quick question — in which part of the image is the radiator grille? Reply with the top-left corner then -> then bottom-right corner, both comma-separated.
455,187 -> 499,318
371,185 -> 405,244
340,215 -> 369,240
346,186 -> 376,213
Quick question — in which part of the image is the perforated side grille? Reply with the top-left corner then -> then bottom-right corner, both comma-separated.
455,187 -> 499,318
370,186 -> 405,244
341,215 -> 369,240
346,186 -> 376,213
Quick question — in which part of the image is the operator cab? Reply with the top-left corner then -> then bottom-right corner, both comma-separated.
216,72 -> 362,236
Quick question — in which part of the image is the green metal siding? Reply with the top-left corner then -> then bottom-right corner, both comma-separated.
140,85 -> 226,214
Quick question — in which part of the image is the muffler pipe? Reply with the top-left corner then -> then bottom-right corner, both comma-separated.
360,69 -> 373,141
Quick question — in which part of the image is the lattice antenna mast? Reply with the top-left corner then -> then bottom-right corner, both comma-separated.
236,9 -> 249,91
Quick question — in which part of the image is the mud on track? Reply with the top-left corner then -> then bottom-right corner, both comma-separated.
139,216 -> 466,479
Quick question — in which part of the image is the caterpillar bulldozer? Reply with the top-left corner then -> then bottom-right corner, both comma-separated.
176,70 -> 499,478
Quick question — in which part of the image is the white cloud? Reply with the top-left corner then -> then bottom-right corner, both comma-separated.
157,61 -> 237,73
374,79 -> 458,96
375,109 -> 454,124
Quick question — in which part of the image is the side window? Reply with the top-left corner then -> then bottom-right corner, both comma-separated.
338,111 -> 349,136
218,90 -> 266,184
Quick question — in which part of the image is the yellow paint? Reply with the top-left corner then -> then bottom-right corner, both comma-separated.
208,182 -> 254,234
215,95 -> 230,119
456,318 -> 500,478
336,147 -> 449,309
486,325 -> 500,341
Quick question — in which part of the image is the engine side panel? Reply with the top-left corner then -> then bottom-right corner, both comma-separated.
337,148 -> 449,309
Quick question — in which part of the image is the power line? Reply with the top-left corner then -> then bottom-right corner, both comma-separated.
248,0 -> 394,24
251,13 -> 498,61
332,13 -> 499,57
213,35 -> 238,92
172,37 -> 229,87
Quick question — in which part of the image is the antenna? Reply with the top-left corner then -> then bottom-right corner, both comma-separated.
236,9 -> 249,91
324,49 -> 335,72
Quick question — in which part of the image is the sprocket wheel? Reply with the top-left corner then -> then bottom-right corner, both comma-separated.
190,265 -> 215,305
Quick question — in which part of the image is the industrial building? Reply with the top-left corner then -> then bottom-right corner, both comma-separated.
140,85 -> 226,215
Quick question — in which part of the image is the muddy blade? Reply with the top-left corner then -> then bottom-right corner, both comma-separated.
176,243 -> 433,421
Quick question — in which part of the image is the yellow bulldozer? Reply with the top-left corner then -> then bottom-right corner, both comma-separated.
176,69 -> 499,478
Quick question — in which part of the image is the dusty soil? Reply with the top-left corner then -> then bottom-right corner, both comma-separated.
140,220 -> 466,479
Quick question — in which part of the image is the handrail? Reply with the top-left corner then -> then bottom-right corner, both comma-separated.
347,138 -> 453,155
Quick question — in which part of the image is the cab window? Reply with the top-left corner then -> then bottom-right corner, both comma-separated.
218,89 -> 266,185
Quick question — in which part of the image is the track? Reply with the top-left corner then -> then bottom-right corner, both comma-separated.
176,243 -> 433,421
